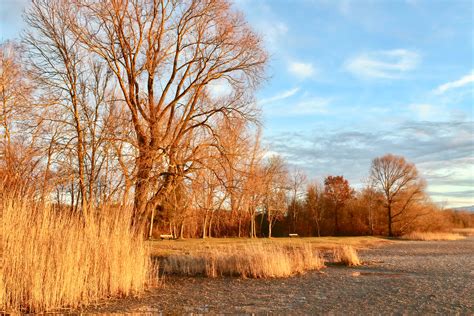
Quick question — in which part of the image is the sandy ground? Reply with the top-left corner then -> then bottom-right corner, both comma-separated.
85,237 -> 474,315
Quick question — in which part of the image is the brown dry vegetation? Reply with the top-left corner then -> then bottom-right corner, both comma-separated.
452,228 -> 474,236
1,196 -> 152,313
331,245 -> 361,266
400,232 -> 465,241
149,236 -> 388,257
153,238 -> 371,277
161,243 -> 325,278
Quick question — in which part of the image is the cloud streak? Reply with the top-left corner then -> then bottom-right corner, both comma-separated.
259,87 -> 300,105
434,71 -> 474,94
266,120 -> 474,207
345,49 -> 420,79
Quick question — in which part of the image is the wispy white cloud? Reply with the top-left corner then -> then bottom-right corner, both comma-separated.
259,87 -> 300,105
345,49 -> 420,79
434,71 -> 474,94
288,61 -> 316,79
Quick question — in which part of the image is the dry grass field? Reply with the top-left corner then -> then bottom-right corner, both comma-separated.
161,243 -> 325,278
149,236 -> 389,257
83,236 -> 474,314
452,228 -> 474,236
401,232 -> 465,241
150,236 -> 381,278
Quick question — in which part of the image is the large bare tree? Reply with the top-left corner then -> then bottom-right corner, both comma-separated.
370,154 -> 426,236
22,0 -> 266,233
65,0 -> 267,230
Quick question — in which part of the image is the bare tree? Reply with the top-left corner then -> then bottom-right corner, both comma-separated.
59,0 -> 267,231
241,130 -> 265,238
324,175 -> 354,235
263,155 -> 289,238
305,182 -> 324,237
370,154 -> 426,237
288,169 -> 307,233
0,41 -> 32,148
0,41 -> 43,197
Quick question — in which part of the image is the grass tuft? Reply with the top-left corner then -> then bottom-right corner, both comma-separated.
331,245 -> 361,266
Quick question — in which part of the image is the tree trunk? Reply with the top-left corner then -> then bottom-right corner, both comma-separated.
315,218 -> 321,237
208,211 -> 214,238
179,221 -> 185,239
148,207 -> 155,239
133,147 -> 153,233
388,204 -> 393,237
202,212 -> 208,239
250,212 -> 255,238
238,214 -> 242,237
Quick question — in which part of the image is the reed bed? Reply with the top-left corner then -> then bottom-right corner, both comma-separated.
451,228 -> 474,237
1,197 -> 152,313
161,243 -> 325,278
401,231 -> 465,241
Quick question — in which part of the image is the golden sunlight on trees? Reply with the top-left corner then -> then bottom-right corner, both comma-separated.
70,0 -> 267,233
0,42 -> 31,148
23,0 -> 267,233
370,154 -> 427,237
262,155 -> 289,237
324,175 -> 354,235
4,0 -> 463,243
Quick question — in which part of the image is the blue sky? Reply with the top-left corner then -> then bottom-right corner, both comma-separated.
1,0 -> 473,207
232,0 -> 473,208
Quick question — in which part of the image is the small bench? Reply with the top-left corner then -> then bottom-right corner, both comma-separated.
160,234 -> 174,240
289,233 -> 300,238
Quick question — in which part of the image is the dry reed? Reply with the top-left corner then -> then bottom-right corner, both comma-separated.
401,231 -> 465,241
0,197 -> 152,313
451,228 -> 474,237
331,245 -> 361,266
161,243 -> 324,278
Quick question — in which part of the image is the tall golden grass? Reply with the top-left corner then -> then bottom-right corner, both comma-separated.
1,196 -> 152,313
401,231 -> 465,241
331,245 -> 361,266
161,243 -> 325,278
451,228 -> 474,237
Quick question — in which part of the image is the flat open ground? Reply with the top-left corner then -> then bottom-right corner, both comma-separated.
85,236 -> 474,314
